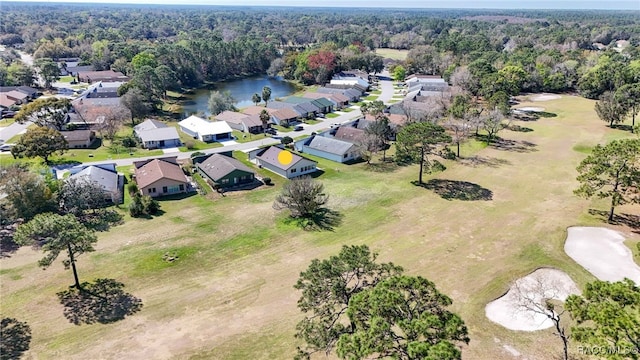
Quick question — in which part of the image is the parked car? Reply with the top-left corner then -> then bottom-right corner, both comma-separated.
265,128 -> 277,135
330,123 -> 341,128
294,125 -> 304,131
317,113 -> 326,118
0,143 -> 15,152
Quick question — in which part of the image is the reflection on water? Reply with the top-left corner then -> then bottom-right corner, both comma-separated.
183,76 -> 297,117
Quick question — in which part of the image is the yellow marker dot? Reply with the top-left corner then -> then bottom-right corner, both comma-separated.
278,150 -> 293,165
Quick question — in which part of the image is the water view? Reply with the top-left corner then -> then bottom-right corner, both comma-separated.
182,75 -> 297,116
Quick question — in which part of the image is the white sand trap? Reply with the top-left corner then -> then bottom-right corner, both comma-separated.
515,106 -> 545,112
485,268 -> 579,331
530,94 -> 561,101
564,227 -> 640,284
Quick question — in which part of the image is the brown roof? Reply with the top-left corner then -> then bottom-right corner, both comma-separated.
364,113 -> 407,126
4,90 -> 28,101
0,94 -> 16,108
241,106 -> 277,116
61,130 -> 94,142
198,154 -> 255,181
243,114 -> 264,127
334,126 -> 365,143
77,70 -> 129,83
256,146 -> 316,171
272,108 -> 299,120
134,157 -> 188,189
215,111 -> 249,124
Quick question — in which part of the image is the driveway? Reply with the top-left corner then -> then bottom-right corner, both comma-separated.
0,121 -> 31,143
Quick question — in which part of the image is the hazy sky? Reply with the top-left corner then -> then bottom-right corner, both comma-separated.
4,0 -> 640,10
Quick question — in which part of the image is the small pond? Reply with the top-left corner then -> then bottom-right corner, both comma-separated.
182,75 -> 297,116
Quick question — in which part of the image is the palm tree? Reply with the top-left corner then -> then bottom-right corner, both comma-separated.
252,93 -> 261,106
260,109 -> 271,133
262,86 -> 272,107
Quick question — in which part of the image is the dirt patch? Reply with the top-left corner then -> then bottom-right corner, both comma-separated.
529,94 -> 561,102
485,268 -> 579,331
564,227 -> 640,283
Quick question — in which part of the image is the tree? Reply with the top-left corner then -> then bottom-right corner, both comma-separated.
262,86 -> 272,107
120,88 -> 153,125
252,93 -> 262,106
511,273 -> 571,360
281,136 -> 293,146
444,116 -> 473,158
595,91 -> 627,128
155,65 -> 178,99
0,164 -> 57,221
336,275 -> 469,360
616,83 -> 640,132
574,139 -> 640,222
6,61 -> 34,87
294,245 -> 403,359
396,122 -> 452,184
12,126 -> 68,163
393,65 -> 406,82
34,57 -> 60,88
15,97 -> 71,130
14,213 -> 98,289
96,106 -> 128,140
207,90 -> 236,116
267,58 -> 285,77
259,109 -> 270,133
496,65 -> 528,96
360,100 -> 385,118
0,318 -> 31,360
481,109 -> 506,144
363,116 -> 391,161
131,51 -> 158,71
273,176 -> 328,219
566,279 -> 640,359
58,177 -> 122,231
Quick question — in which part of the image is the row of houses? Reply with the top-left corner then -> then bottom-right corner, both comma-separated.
0,86 -> 38,110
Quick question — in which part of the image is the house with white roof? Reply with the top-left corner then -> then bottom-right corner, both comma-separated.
134,119 -> 181,149
178,115 -> 232,143
68,163 -> 124,204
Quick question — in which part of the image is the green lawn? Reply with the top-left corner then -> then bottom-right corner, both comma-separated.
364,95 -> 378,101
53,140 -> 164,164
3,95 -> 640,360
231,130 -> 268,143
326,113 -> 340,118
0,117 -> 16,127
370,90 -> 382,95
342,107 -> 355,112
374,48 -> 409,60
272,125 -> 293,132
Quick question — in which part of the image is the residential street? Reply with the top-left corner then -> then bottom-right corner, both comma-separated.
77,75 -> 397,168
0,121 -> 31,143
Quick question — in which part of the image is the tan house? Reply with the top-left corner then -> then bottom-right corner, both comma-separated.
133,157 -> 190,198
61,130 -> 96,148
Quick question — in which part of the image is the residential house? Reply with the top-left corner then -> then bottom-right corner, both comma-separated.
77,70 -> 129,83
3,90 -> 28,104
65,65 -> 94,77
248,146 -> 317,179
178,115 -> 232,142
68,97 -> 131,128
196,153 -> 256,189
133,157 -> 189,198
0,86 -> 38,100
134,119 -> 181,149
282,96 -> 321,117
266,101 -> 307,118
68,164 -> 124,204
317,87 -> 361,102
294,135 -> 360,163
333,126 -> 365,144
271,108 -> 300,127
331,71 -> 370,90
215,111 -> 265,134
62,130 -> 96,148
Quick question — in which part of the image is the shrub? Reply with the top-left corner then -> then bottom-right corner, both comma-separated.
281,136 -> 293,145
121,135 -> 137,148
141,195 -> 160,215
127,182 -> 139,196
185,140 -> 195,149
128,197 -> 144,217
263,177 -> 272,185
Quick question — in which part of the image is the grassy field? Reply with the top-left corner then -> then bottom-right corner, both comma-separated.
2,95 -> 640,359
0,117 -> 16,127
375,48 -> 410,60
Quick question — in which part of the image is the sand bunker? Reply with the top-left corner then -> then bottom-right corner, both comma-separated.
514,106 -> 545,112
564,227 -> 640,284
485,268 -> 579,331
530,94 -> 561,101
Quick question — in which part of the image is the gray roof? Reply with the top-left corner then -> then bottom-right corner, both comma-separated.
306,136 -> 355,156
198,154 -> 255,181
266,101 -> 305,116
0,86 -> 38,96
137,127 -> 180,143
70,166 -> 118,193
134,119 -> 167,133
256,146 -> 316,171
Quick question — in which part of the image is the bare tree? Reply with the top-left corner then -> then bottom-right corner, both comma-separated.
482,109 -> 508,144
512,273 -> 571,360
444,116 -> 473,157
97,107 -> 129,140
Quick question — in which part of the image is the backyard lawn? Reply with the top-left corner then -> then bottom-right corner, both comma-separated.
1,95 -> 639,360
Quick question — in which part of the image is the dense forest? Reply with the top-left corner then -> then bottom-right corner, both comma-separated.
1,3 -> 639,99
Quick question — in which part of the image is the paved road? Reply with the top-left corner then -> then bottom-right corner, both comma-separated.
0,121 -> 31,143
36,76 -> 397,168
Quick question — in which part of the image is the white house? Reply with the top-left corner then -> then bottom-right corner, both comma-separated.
178,115 -> 233,143
248,146 -> 317,179
134,119 -> 181,149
